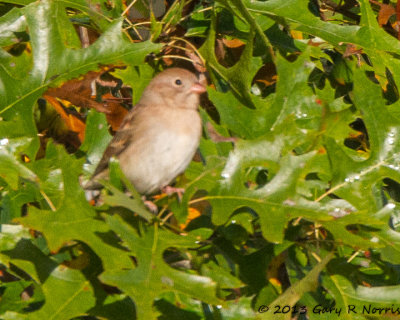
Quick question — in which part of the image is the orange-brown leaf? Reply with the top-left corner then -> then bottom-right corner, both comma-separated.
222,38 -> 245,48
378,4 -> 395,25
43,95 -> 86,142
180,207 -> 202,230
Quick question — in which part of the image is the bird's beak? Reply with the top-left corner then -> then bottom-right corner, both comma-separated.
190,82 -> 207,94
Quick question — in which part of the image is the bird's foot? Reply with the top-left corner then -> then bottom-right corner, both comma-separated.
142,196 -> 158,213
162,186 -> 185,201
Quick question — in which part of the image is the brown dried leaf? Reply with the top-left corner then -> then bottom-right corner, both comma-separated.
161,45 -> 176,66
102,93 -> 129,131
206,122 -> 237,143
215,38 -> 246,68
186,50 -> 207,73
343,43 -> 363,58
215,38 -> 226,64
397,0 -> 400,20
45,71 -> 111,114
369,0 -> 395,25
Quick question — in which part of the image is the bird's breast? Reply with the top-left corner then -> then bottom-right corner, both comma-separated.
119,108 -> 201,194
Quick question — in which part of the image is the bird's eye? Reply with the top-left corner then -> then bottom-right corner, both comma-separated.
175,79 -> 182,85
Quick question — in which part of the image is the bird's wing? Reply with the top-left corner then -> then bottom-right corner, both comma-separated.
91,104 -> 145,178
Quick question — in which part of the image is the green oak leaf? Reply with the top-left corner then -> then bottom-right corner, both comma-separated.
101,215 -> 220,320
17,145 -> 132,271
199,13 -> 262,107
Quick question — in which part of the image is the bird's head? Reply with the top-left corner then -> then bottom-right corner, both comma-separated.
141,68 -> 206,109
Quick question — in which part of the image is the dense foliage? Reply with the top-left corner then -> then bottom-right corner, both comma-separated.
2,0 -> 400,319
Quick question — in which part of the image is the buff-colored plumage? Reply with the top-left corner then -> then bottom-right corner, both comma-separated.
86,68 -> 205,194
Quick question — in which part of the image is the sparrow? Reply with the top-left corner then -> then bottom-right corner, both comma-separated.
85,67 -> 206,195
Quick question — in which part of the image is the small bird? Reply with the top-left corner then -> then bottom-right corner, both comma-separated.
85,67 -> 206,195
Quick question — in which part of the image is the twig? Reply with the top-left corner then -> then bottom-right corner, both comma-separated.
323,0 -> 360,22
122,0 -> 139,17
40,190 -> 56,211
